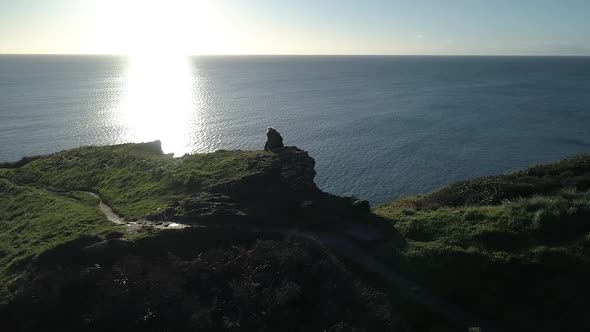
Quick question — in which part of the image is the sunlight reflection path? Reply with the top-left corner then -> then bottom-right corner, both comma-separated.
116,55 -> 199,156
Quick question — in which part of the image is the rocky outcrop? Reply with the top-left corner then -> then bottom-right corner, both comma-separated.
264,127 -> 284,150
352,199 -> 371,214
135,140 -> 164,155
275,147 -> 317,191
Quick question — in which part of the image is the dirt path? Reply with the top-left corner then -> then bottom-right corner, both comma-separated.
84,191 -> 188,230
87,191 -> 502,332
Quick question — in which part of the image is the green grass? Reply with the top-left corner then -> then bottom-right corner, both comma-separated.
408,154 -> 590,209
0,142 -> 317,294
2,141 -> 278,220
0,179 -> 122,286
0,142 -> 464,330
375,154 -> 590,331
0,141 -> 284,286
4,142 -> 589,330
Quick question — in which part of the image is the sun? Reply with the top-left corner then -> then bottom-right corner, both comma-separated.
83,0 -> 230,155
88,0 -> 234,55
82,0 -> 239,155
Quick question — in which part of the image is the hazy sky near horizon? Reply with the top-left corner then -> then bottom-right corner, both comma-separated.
1,0 -> 589,55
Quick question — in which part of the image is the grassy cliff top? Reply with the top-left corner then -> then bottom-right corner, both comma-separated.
2,141 -> 282,220
374,153 -> 590,331
0,141 -> 362,288
0,142 -> 286,282
0,142 -> 449,331
0,142 -> 294,284
2,142 -> 590,331
0,180 -> 122,285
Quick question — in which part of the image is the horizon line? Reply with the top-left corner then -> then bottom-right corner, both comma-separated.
1,53 -> 590,57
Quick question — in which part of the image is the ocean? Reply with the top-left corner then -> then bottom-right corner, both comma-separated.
1,55 -> 589,203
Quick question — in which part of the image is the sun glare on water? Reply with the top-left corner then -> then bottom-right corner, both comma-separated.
116,54 -> 197,156
90,0 -> 231,155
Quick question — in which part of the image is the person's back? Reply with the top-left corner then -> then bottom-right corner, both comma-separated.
264,127 -> 284,150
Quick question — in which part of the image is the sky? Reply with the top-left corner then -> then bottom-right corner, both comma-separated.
1,0 -> 589,55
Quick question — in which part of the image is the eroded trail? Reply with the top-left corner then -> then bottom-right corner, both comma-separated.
84,192 -> 188,230
85,192 -> 125,225
89,191 -> 502,332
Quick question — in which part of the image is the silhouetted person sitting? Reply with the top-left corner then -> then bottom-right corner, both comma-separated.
264,127 -> 284,150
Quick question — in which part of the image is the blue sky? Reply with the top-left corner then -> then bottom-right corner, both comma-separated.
1,0 -> 589,55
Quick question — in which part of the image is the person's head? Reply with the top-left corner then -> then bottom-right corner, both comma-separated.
267,127 -> 276,134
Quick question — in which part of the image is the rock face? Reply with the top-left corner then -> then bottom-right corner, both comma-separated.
184,146 -> 321,224
264,127 -> 284,150
262,128 -> 314,191
276,147 -> 317,191
136,140 -> 164,154
352,199 -> 371,214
